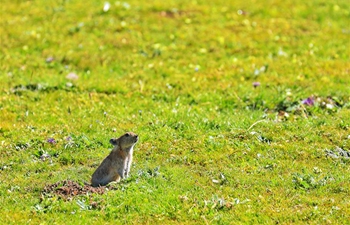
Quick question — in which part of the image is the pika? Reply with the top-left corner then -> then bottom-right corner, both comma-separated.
91,132 -> 139,187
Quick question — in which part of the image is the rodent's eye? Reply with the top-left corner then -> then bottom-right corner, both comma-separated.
125,133 -> 130,137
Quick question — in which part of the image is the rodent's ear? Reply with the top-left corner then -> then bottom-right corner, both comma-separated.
109,138 -> 119,146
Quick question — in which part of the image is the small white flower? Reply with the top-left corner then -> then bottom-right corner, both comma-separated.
326,104 -> 334,109
122,2 -> 130,9
103,2 -> 111,12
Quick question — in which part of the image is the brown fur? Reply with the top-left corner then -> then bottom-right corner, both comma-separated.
91,132 -> 138,187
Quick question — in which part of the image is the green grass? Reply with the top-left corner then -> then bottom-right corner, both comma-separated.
0,0 -> 349,224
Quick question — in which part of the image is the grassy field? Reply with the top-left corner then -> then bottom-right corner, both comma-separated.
0,0 -> 349,224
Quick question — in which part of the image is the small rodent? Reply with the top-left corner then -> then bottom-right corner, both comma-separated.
91,132 -> 139,187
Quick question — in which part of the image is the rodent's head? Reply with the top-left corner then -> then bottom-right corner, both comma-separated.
110,132 -> 138,149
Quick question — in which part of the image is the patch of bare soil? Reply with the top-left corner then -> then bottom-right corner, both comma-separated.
42,180 -> 117,199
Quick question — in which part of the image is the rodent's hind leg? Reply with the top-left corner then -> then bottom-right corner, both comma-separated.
117,168 -> 125,180
112,174 -> 121,182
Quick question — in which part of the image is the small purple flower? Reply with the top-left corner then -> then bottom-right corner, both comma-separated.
66,72 -> 79,80
253,82 -> 261,88
46,56 -> 54,63
302,97 -> 314,106
47,138 -> 56,144
65,136 -> 72,141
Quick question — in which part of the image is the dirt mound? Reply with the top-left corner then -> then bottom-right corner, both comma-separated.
42,180 -> 116,199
